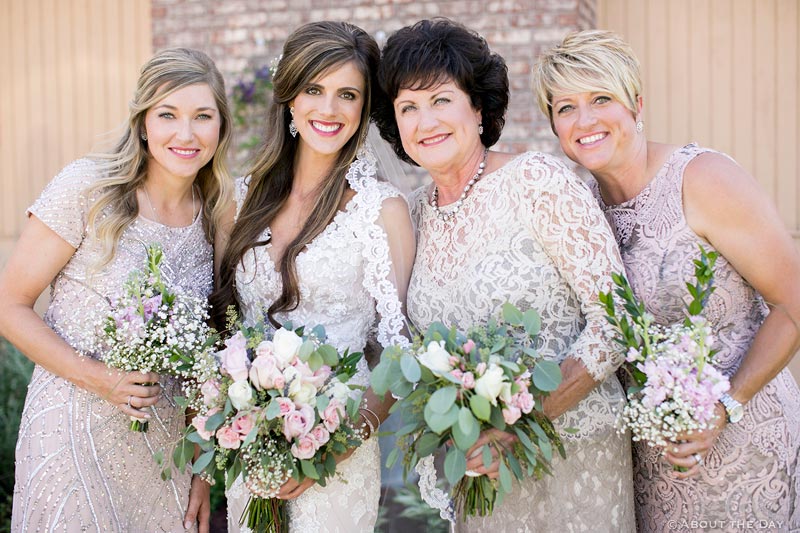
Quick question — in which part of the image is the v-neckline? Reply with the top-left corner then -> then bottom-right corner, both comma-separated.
262,192 -> 359,274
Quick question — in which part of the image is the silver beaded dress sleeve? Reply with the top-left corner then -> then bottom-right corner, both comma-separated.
407,151 -> 636,533
594,143 -> 800,531
11,159 -> 213,532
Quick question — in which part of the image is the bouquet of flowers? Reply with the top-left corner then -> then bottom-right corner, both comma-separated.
174,312 -> 364,532
103,243 -> 217,431
599,245 -> 730,448
371,303 -> 563,521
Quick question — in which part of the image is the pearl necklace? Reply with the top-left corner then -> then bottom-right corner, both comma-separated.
143,184 -> 196,226
431,148 -> 488,221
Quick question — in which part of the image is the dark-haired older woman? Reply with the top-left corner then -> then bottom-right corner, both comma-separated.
374,19 -> 635,532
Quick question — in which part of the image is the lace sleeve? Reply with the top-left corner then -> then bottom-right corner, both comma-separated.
521,153 -> 626,381
27,158 -> 98,249
232,176 -> 251,223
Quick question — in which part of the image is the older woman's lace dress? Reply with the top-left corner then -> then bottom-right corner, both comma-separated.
595,143 -> 800,532
408,152 -> 636,532
11,159 -> 212,532
225,156 -> 410,532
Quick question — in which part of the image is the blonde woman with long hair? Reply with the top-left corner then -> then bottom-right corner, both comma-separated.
212,21 -> 415,532
0,48 -> 233,532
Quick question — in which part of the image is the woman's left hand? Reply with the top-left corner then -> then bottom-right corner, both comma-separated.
183,475 -> 211,531
664,402 -> 726,479
277,447 -> 358,500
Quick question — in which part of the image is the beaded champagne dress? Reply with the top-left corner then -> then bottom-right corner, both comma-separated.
594,144 -> 800,532
11,159 -> 212,532
408,151 -> 636,532
225,155 -> 411,532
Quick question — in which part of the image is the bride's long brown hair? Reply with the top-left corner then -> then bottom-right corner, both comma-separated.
211,21 -> 380,328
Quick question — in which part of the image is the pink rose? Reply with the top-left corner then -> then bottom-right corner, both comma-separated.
322,400 -> 343,433
462,339 -> 476,354
275,397 -> 295,416
200,379 -> 221,406
291,435 -> 317,460
283,405 -> 315,440
461,371 -> 476,389
309,425 -> 330,448
218,332 -> 250,381
255,340 -> 275,358
515,391 -> 535,414
249,354 -> 281,391
216,425 -> 241,449
307,365 -> 331,388
502,405 -> 522,425
232,412 -> 255,437
451,369 -> 463,381
191,406 -> 220,440
475,362 -> 487,376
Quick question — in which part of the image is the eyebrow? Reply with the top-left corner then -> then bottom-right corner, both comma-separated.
154,104 -> 217,112
394,89 -> 455,106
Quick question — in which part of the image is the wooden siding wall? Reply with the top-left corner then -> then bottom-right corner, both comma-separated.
0,0 -> 152,261
598,0 -> 800,381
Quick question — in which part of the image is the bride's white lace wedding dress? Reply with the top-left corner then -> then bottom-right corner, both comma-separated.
409,152 -> 636,532
225,155 -> 411,532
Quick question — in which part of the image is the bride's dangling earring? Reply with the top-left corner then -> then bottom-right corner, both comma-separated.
289,106 -> 298,138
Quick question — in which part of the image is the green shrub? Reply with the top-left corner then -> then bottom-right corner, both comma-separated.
0,338 -> 34,532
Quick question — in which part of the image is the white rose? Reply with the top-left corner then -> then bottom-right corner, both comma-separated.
228,380 -> 255,410
474,364 -> 506,406
417,340 -> 453,376
293,381 -> 318,406
272,328 -> 303,367
284,366 -> 302,396
329,380 -> 353,403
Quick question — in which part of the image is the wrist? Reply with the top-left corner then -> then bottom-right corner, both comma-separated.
718,392 -> 744,424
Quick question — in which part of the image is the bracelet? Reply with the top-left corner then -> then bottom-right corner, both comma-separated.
358,407 -> 381,438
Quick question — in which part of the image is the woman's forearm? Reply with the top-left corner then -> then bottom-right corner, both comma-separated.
542,357 -> 599,420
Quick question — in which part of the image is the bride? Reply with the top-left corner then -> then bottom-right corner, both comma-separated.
211,21 -> 415,532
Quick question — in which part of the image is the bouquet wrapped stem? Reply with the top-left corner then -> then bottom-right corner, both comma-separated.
242,497 -> 287,533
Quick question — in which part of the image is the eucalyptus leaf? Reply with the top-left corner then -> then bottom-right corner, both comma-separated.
482,444 -> 493,469
415,432 -> 443,457
400,353 -> 422,383
469,394 -> 491,421
522,309 -> 541,335
444,447 -> 467,485
429,386 -> 457,414
370,359 -> 392,396
502,302 -> 524,325
451,407 -> 480,450
318,345 -> 340,366
532,360 -> 562,391
424,402 -> 459,434
264,399 -> 281,420
301,459 -> 320,480
192,449 -> 215,474
498,460 -> 512,493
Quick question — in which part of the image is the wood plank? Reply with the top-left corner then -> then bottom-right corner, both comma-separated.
709,0 -> 733,154
774,0 -> 798,231
687,0 -> 712,148
666,0 -> 691,144
753,1 -> 777,199
0,0 -> 15,237
730,0 -> 756,174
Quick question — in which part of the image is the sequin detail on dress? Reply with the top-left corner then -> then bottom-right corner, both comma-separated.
594,143 -> 800,531
12,158 -> 213,532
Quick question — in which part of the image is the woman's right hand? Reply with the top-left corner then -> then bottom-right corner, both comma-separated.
464,428 -> 517,479
82,358 -> 162,419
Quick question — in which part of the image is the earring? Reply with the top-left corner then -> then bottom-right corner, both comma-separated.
636,121 -> 643,133
289,106 -> 297,138
140,133 -> 147,141
478,123 -> 484,135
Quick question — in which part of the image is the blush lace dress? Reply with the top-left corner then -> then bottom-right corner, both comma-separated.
11,159 -> 212,532
225,155 -> 411,533
595,143 -> 800,532
408,151 -> 636,532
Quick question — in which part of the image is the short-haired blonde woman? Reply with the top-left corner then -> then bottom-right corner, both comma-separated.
534,30 -> 800,530
0,48 -> 233,531
212,21 -> 415,532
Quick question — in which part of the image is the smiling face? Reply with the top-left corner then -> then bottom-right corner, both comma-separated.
393,79 -> 483,175
291,60 -> 365,165
143,83 -> 221,184
550,90 -> 641,175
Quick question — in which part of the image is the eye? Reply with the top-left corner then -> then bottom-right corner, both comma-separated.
196,113 -> 213,120
399,104 -> 417,115
340,91 -> 357,101
594,95 -> 611,105
158,112 -> 175,119
433,97 -> 450,106
555,104 -> 573,115
305,86 -> 321,96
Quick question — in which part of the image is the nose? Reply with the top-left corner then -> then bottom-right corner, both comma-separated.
417,107 -> 438,131
175,118 -> 194,142
576,104 -> 597,128
319,94 -> 338,117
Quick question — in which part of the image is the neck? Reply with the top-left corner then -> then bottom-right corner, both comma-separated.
292,145 -> 340,199
142,169 -> 196,211
593,138 -> 652,205
431,144 -> 487,205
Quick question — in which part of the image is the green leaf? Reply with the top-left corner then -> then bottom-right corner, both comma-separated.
498,460 -> 512,493
539,436 -> 553,461
192,449 -> 215,474
370,359 -> 392,396
153,449 -> 164,466
451,407 -> 480,450
386,447 -> 400,468
424,402 -> 459,434
429,386 -> 457,414
205,411 -> 226,432
264,398 -> 281,420
301,459 -> 320,480
317,345 -> 340,366
308,351 -> 324,372
400,353 -> 421,383
489,405 -> 506,431
532,360 -> 562,392
469,394 -> 491,421
506,453 -> 523,480
522,309 -> 541,336
502,302 -> 524,325
298,340 -> 315,360
482,444 -> 493,469
444,447 -> 467,485
415,432 -> 442,457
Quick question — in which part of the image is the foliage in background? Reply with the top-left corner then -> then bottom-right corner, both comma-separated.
229,64 -> 273,175
0,339 -> 34,533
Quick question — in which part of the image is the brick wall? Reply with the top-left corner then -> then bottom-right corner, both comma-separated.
152,0 -> 596,173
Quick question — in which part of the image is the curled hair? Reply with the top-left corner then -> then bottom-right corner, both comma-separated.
532,30 -> 642,131
211,21 -> 380,328
373,18 -> 509,165
85,47 -> 234,266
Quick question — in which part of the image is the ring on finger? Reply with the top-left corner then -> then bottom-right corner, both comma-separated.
692,452 -> 704,466
127,395 -> 132,409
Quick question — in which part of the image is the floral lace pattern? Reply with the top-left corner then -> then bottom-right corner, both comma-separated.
595,143 -> 800,530
226,155 -> 409,532
408,152 -> 635,532
12,159 -> 212,532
